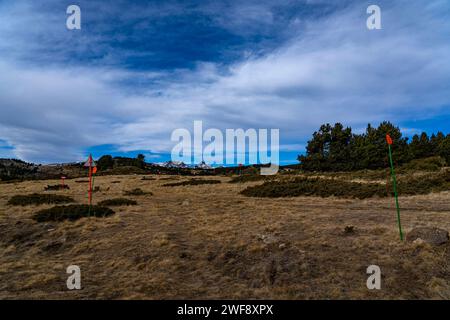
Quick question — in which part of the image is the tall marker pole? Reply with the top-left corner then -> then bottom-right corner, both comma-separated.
92,166 -> 97,194
83,154 -> 96,216
386,134 -> 403,241
88,155 -> 93,206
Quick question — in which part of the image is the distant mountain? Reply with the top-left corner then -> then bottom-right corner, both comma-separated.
157,161 -> 189,168
195,161 -> 213,170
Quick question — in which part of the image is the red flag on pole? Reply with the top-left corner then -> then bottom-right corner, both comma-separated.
84,155 -> 94,206
386,134 -> 393,145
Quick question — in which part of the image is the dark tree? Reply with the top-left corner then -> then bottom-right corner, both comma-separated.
299,121 -> 410,171
97,155 -> 114,171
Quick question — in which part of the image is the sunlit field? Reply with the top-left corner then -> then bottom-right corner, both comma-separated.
1,172 -> 449,299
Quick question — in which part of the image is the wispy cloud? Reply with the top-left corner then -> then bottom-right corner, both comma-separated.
0,0 -> 449,163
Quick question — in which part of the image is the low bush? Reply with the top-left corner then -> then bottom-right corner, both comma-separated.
399,156 -> 446,172
45,184 -> 70,191
241,170 -> 450,199
229,175 -> 272,184
163,179 -> 221,187
8,193 -> 75,206
395,171 -> 450,195
97,198 -> 137,206
33,204 -> 115,222
241,178 -> 386,199
123,188 -> 152,196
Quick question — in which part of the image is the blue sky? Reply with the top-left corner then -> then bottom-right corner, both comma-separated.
0,0 -> 450,164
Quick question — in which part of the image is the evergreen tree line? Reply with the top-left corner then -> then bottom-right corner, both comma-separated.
298,121 -> 450,171
96,154 -> 146,171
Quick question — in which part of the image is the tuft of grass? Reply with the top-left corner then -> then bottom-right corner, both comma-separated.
33,204 -> 115,222
163,179 -> 221,187
8,193 -> 75,206
123,188 -> 152,196
98,198 -> 137,206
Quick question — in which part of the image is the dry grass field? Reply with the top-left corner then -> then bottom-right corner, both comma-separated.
0,174 -> 449,299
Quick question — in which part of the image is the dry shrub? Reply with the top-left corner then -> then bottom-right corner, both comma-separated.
163,179 -> 221,187
8,193 -> 75,206
241,178 -> 386,199
229,175 -> 272,184
241,170 -> 450,199
399,156 -> 446,172
396,171 -> 450,195
33,204 -> 115,222
124,188 -> 152,196
98,198 -> 137,206
44,184 -> 70,191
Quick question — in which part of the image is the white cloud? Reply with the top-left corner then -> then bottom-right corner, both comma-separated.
0,0 -> 450,163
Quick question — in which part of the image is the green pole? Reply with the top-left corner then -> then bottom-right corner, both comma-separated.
388,144 -> 403,241
89,174 -> 95,217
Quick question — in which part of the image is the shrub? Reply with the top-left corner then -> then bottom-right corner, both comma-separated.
229,175 -> 272,184
240,178 -> 386,199
45,184 -> 70,191
8,193 -> 75,206
399,156 -> 446,172
97,198 -> 137,206
33,204 -> 115,222
395,171 -> 450,195
344,226 -> 355,234
123,188 -> 152,196
241,170 -> 450,199
163,179 -> 221,187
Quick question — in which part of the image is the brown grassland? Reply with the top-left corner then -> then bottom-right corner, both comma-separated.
0,173 -> 449,299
